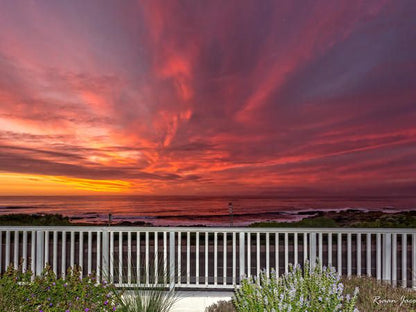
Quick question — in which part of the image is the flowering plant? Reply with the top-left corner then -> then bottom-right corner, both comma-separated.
0,264 -> 119,312
233,260 -> 359,312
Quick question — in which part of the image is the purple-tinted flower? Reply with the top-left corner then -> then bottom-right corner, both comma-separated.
104,300 -> 108,305
76,297 -> 80,301
52,282 -> 56,286
66,310 -> 70,312
49,303 -> 53,307
64,283 -> 67,287
113,307 -> 116,311
85,308 -> 90,312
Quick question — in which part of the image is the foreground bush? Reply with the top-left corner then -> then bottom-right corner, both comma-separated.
205,300 -> 236,312
106,254 -> 178,312
342,276 -> 416,312
0,264 -> 118,312
233,261 -> 358,312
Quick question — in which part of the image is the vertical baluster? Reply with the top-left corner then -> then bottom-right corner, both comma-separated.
62,231 -> 66,278
31,231 -> 35,280
70,231 -> 74,268
205,232 -> 209,286
294,233 -> 298,266
96,231 -> 101,281
127,232 -> 131,284
145,232 -> 149,285
392,233 -> 397,286
187,232 -> 190,285
178,232 -> 181,285
14,231 -> 19,270
357,233 -> 361,277
328,233 -> 332,267
154,232 -> 158,285
402,233 -> 407,288
196,232 -> 199,285
275,233 -> 279,276
347,233 -> 352,277
79,232 -> 83,272
44,231 -> 49,267
5,231 -> 10,270
110,232 -> 114,283
232,232 -> 236,285
337,233 -> 342,275
223,232 -> 227,285
137,232 -> 141,284
88,231 -> 92,276
53,231 -> 57,276
284,233 -> 289,273
22,231 -> 27,272
163,232 -> 167,285
119,231 -> 123,285
214,232 -> 218,285
367,234 -> 371,277
266,233 -> 270,277
247,233 -> 251,277
376,233 -> 381,280
256,232 -> 260,277
303,233 -> 308,263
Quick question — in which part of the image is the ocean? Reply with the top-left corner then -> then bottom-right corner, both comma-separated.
0,195 -> 415,226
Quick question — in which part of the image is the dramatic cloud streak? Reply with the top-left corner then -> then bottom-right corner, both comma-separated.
0,0 -> 415,195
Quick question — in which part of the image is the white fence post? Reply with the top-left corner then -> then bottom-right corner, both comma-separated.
36,231 -> 44,275
102,230 -> 109,280
239,232 -> 245,281
383,233 -> 392,283
309,232 -> 317,268
169,232 -> 175,289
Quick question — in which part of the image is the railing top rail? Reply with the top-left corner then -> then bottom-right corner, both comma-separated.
0,226 -> 415,234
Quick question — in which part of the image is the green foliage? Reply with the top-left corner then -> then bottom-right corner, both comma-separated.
0,264 -> 118,312
250,216 -> 339,228
114,287 -> 177,312
205,300 -> 236,312
105,253 -> 178,312
0,214 -> 73,226
233,261 -> 358,312
342,276 -> 416,312
350,214 -> 416,228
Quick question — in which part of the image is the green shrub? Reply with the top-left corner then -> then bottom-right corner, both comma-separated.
0,264 -> 118,312
233,261 -> 358,312
205,300 -> 236,312
106,253 -> 178,312
342,276 -> 416,312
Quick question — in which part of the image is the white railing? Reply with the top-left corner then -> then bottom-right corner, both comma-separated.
0,226 -> 415,289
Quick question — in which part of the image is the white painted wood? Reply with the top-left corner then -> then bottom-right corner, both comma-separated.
357,233 -> 361,277
214,232 -> 218,285
347,233 -> 352,277
367,233 -> 371,277
402,234 -> 407,288
376,233 -> 381,280
53,231 -> 57,275
328,233 -> 332,267
223,232 -> 227,285
337,233 -> 342,275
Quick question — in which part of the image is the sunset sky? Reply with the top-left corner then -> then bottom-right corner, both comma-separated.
0,0 -> 415,196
